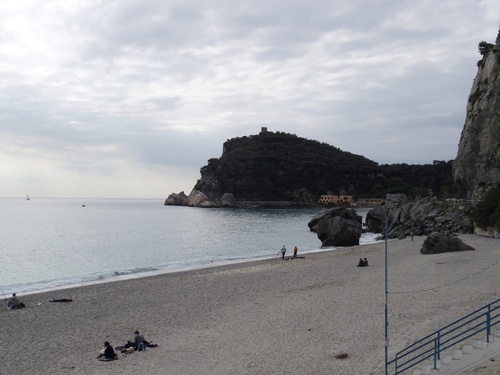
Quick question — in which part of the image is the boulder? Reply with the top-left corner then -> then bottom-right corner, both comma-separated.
420,232 -> 474,254
308,207 -> 362,247
187,189 -> 217,207
365,205 -> 386,233
221,193 -> 236,207
164,191 -> 188,206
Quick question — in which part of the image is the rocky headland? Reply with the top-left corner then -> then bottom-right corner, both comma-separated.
166,29 -> 500,244
165,131 -> 457,209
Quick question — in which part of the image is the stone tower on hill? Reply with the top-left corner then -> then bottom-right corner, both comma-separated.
453,28 -> 500,200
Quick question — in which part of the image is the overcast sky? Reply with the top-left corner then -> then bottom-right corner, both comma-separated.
1,1 -> 499,198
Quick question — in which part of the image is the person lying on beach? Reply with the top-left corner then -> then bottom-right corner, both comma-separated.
7,293 -> 25,310
97,341 -> 117,361
49,298 -> 73,302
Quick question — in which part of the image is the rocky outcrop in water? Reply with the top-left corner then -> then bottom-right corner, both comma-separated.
308,207 -> 362,247
165,189 -> 299,208
220,193 -> 236,207
164,189 -> 217,207
164,191 -> 188,206
453,31 -> 500,200
186,190 -> 217,208
365,194 -> 474,239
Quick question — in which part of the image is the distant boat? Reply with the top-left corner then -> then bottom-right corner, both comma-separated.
26,194 -> 30,200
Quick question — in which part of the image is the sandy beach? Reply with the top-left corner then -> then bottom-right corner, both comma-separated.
2,234 -> 499,375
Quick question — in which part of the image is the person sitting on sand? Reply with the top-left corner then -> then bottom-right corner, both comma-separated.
123,330 -> 158,351
97,341 -> 117,360
7,293 -> 25,310
280,245 -> 287,260
134,330 -> 148,351
364,258 -> 369,266
357,258 -> 366,267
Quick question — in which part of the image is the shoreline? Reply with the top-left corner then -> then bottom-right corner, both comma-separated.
2,234 -> 499,374
5,232 -> 381,298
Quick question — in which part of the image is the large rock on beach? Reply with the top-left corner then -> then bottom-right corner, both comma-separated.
308,207 -> 362,247
365,205 -> 386,233
420,232 -> 474,254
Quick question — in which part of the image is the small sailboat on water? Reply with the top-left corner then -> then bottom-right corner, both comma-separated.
26,194 -> 30,200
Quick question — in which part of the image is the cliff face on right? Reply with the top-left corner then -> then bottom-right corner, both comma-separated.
453,32 -> 500,200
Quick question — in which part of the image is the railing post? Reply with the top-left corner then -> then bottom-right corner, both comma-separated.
434,338 -> 437,369
437,331 -> 441,360
433,333 -> 441,369
486,305 -> 491,343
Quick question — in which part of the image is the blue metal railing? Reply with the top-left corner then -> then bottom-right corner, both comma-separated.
387,298 -> 500,374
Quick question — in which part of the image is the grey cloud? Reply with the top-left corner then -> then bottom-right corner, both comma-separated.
1,0 -> 500,197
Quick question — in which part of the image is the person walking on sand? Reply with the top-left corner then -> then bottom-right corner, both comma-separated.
293,246 -> 298,259
280,245 -> 287,259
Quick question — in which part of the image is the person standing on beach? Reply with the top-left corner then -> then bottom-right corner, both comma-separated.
280,245 -> 286,259
293,246 -> 298,259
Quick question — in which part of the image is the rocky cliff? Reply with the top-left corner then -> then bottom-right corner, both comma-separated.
365,194 -> 474,239
453,31 -> 500,200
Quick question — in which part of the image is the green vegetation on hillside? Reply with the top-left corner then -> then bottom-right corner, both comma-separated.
194,131 -> 460,202
471,186 -> 500,229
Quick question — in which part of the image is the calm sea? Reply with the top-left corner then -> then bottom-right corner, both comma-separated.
0,198 -> 378,296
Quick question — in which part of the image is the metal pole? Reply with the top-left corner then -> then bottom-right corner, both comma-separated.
487,306 -> 491,343
385,208 -> 389,375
